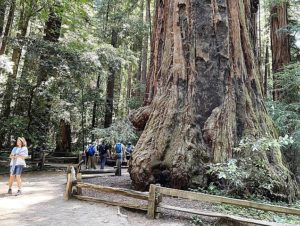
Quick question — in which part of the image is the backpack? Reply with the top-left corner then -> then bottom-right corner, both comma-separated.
98,144 -> 107,156
87,145 -> 95,156
126,145 -> 132,155
115,143 -> 122,154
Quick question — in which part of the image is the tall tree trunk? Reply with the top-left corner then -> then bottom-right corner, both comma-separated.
1,5 -> 30,119
0,0 -> 7,36
104,28 -> 118,128
270,2 -> 290,101
264,44 -> 269,97
27,6 -> 62,146
144,0 -> 164,105
0,0 -> 16,55
56,119 -> 71,152
91,74 -> 101,141
129,0 -> 298,202
141,0 -> 151,85
127,65 -> 132,101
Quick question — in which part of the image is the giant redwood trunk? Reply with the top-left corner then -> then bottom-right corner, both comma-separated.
270,2 -> 290,100
129,0 -> 298,201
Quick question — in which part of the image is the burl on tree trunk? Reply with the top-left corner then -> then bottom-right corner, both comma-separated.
129,0 -> 298,201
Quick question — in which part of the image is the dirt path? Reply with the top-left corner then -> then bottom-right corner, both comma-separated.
0,172 -> 186,226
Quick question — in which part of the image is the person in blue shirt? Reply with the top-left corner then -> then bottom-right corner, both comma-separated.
8,137 -> 28,195
86,143 -> 96,169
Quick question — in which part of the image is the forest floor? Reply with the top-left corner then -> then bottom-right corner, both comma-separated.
0,169 -> 196,226
0,168 -> 299,226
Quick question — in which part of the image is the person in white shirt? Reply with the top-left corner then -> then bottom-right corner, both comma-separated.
8,137 -> 28,195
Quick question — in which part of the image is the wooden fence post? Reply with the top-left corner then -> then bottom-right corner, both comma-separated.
147,184 -> 161,219
64,173 -> 72,200
77,173 -> 82,195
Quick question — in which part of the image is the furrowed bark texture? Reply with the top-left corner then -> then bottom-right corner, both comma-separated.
129,0 -> 298,201
270,2 -> 290,101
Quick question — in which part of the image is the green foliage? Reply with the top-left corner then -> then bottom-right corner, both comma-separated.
215,203 -> 300,225
206,136 -> 294,198
190,216 -> 204,226
0,0 -> 147,151
92,120 -> 138,145
128,82 -> 145,109
267,63 -> 300,156
0,55 -> 14,74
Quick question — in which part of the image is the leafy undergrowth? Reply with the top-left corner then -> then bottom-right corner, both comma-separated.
214,201 -> 300,225
190,185 -> 300,225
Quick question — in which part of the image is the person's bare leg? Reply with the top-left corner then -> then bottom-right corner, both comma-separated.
16,175 -> 22,190
8,175 -> 14,194
8,175 -> 14,188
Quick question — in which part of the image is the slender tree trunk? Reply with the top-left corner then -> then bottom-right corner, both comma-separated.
129,0 -> 297,202
91,74 -> 101,141
127,65 -> 132,101
104,28 -> 118,128
264,44 -> 269,97
270,2 -> 290,101
0,0 -> 16,54
0,0 -> 7,36
1,6 -> 30,119
141,0 -> 150,85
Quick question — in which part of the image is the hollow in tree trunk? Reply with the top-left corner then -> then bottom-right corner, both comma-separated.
129,0 -> 298,202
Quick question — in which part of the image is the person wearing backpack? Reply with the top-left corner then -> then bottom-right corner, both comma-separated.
125,142 -> 134,162
86,143 -> 96,169
98,141 -> 110,169
114,142 -> 125,176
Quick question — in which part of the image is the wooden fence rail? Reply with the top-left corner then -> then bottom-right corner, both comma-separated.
65,171 -> 300,226
149,185 -> 300,217
76,182 -> 149,200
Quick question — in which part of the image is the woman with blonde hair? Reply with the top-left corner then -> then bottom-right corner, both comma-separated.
8,137 -> 28,195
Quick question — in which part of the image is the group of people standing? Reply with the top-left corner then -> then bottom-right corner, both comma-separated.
5,137 -> 134,196
82,140 -> 134,174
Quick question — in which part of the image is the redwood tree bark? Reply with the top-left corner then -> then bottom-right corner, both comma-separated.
56,119 -> 71,152
104,28 -> 118,128
91,74 -> 101,141
141,0 -> 151,85
129,0 -> 298,201
270,2 -> 290,101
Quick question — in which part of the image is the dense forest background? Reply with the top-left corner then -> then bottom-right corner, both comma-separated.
0,0 -> 299,195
